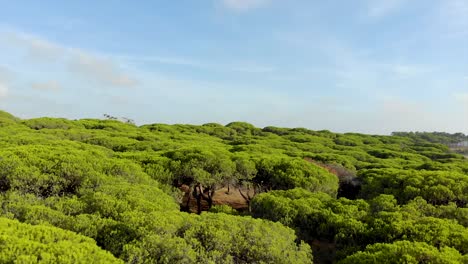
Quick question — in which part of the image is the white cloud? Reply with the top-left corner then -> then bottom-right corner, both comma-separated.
128,56 -> 205,68
231,64 -> 274,73
69,51 -> 138,88
119,55 -> 274,73
24,37 -> 64,62
31,80 -> 62,91
222,0 -> 270,11
0,30 -> 138,88
367,0 -> 406,18
1,31 -> 65,62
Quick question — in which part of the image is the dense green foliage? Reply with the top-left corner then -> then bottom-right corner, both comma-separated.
0,217 -> 121,263
393,132 -> 468,155
339,241 -> 468,264
0,110 -> 467,263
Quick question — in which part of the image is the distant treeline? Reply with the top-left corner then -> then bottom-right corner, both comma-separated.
392,132 -> 468,145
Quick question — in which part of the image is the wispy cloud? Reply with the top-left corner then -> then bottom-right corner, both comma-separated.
123,56 -> 204,68
366,0 -> 406,18
231,64 -> 274,73
222,0 -> 270,11
118,55 -> 274,73
31,80 -> 62,91
0,30 -> 138,88
313,38 -> 430,93
1,31 -> 65,62
69,51 -> 139,87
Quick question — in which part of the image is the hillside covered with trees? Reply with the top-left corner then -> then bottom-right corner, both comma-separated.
1,110 -> 468,263
392,132 -> 468,156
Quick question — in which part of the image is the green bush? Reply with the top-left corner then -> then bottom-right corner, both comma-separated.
0,217 -> 121,263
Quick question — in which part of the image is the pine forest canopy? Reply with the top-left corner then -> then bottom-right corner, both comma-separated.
0,110 -> 468,263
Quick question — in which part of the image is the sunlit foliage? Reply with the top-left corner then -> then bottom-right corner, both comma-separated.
0,110 -> 467,263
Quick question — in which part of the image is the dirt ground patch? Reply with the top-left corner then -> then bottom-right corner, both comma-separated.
179,185 -> 254,213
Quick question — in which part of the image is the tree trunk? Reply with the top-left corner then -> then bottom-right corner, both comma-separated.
183,186 -> 192,212
193,185 -> 203,214
239,188 -> 252,212
196,195 -> 202,214
200,185 -> 216,210
207,188 -> 215,209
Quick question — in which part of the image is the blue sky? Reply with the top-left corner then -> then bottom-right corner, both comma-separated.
0,0 -> 467,134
